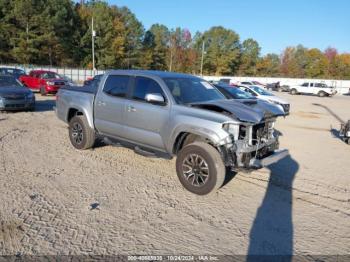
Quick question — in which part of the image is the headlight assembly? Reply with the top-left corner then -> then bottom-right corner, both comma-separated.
47,81 -> 55,85
27,93 -> 34,99
268,100 -> 280,105
223,123 -> 240,141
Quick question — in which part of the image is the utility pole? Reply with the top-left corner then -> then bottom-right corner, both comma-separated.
169,49 -> 173,72
200,40 -> 205,76
91,17 -> 96,71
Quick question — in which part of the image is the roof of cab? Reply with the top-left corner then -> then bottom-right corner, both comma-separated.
107,70 -> 200,79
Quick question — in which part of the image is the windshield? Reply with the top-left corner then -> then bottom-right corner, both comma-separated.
221,86 -> 255,99
251,86 -> 274,96
0,68 -> 25,75
41,72 -> 60,79
0,76 -> 23,88
163,77 -> 225,104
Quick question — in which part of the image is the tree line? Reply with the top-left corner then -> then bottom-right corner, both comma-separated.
1,0 -> 350,79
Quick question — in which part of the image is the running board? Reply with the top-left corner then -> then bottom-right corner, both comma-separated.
102,137 -> 122,147
134,146 -> 157,158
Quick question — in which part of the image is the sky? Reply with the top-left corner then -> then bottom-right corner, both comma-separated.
109,0 -> 349,55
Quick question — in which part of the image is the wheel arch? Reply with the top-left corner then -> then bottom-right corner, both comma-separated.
66,107 -> 94,129
172,131 -> 221,155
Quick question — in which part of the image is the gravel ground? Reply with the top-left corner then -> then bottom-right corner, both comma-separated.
0,92 -> 349,256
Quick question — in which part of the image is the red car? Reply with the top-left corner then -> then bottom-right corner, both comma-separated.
20,70 -> 67,95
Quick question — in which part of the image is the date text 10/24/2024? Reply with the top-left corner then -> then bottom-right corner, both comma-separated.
127,255 -> 219,261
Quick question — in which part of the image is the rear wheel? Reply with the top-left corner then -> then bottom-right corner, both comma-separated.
290,89 -> 297,95
69,115 -> 95,150
176,142 -> 226,195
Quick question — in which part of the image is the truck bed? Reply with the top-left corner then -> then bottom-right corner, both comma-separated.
59,85 -> 98,95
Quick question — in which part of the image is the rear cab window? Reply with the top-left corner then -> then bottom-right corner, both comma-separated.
103,75 -> 130,98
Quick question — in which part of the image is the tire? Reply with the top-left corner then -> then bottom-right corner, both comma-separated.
40,86 -> 47,96
290,89 -> 297,95
68,115 -> 95,150
318,91 -> 326,97
176,141 -> 226,195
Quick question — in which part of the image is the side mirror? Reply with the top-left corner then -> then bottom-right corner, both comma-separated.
145,93 -> 166,105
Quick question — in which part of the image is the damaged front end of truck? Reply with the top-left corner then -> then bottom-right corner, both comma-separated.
190,99 -> 289,171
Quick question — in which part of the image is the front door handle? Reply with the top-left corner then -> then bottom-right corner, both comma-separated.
97,101 -> 106,106
127,105 -> 136,112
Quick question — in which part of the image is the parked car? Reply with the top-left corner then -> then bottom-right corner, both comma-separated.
20,70 -> 67,95
218,78 -> 232,85
56,70 -> 288,195
240,81 -> 266,88
0,67 -> 26,80
266,82 -> 290,92
58,74 -> 75,86
0,75 -> 35,111
83,74 -> 103,87
339,120 -> 350,145
214,83 -> 287,116
238,85 -> 290,115
289,82 -> 337,97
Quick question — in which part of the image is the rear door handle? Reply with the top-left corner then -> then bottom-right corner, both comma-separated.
127,105 -> 136,112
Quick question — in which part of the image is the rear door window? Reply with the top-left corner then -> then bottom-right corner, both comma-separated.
103,75 -> 130,98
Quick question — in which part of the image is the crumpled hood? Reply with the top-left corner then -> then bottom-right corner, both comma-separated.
260,95 -> 288,105
0,87 -> 32,96
190,99 -> 285,123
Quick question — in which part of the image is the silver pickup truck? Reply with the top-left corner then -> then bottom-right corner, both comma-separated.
56,70 -> 288,195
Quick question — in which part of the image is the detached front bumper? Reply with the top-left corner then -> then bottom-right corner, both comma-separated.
222,136 -> 287,170
250,149 -> 289,168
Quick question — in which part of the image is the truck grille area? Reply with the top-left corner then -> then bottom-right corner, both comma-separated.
5,104 -> 25,108
251,121 -> 274,145
3,95 -> 26,100
54,82 -> 65,86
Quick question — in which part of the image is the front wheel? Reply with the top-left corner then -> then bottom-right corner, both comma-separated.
318,91 -> 326,97
176,142 -> 226,195
69,115 -> 95,150
345,138 -> 350,145
290,89 -> 297,95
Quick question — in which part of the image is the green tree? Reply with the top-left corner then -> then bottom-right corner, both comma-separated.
139,30 -> 156,69
0,0 -> 14,63
149,24 -> 169,70
119,6 -> 144,69
238,38 -> 261,76
78,1 -> 127,69
198,26 -> 240,75
139,23 -> 169,70
304,48 -> 328,78
280,45 -> 308,77
256,53 -> 280,76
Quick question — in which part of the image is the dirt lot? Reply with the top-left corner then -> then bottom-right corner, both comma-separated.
0,92 -> 349,256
